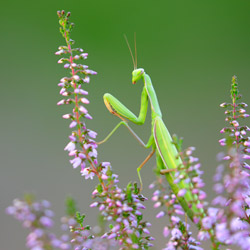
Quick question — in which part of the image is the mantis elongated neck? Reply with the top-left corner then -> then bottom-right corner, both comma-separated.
142,73 -> 162,118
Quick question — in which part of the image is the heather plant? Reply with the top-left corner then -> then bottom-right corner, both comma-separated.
6,10 -> 250,250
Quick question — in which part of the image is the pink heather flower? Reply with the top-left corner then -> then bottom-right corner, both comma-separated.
219,138 -> 226,146
132,244 -> 139,249
143,228 -> 150,234
243,154 -> 250,159
171,228 -> 182,239
80,53 -> 88,59
57,100 -> 65,105
170,216 -> 180,224
198,190 -> 207,200
231,120 -> 239,127
73,55 -> 80,60
88,130 -> 97,138
177,189 -> 186,197
62,114 -> 71,119
80,97 -> 89,104
197,231 -> 210,241
163,227 -> 170,238
220,102 -> 227,107
64,141 -> 75,152
69,134 -> 76,142
154,201 -> 161,208
79,105 -> 88,114
85,69 -> 97,75
156,211 -> 165,218
70,157 -> 81,168
40,216 -> 54,228
122,204 -> 133,212
126,238 -> 133,244
58,59 -> 64,63
72,75 -> 80,81
99,204 -> 105,211
216,223 -> 230,242
136,203 -> 146,209
202,217 -> 213,229
78,153 -> 86,159
69,120 -> 77,128
74,88 -> 88,95
102,162 -> 111,167
60,87 -> 66,95
90,202 -> 98,208
85,114 -> 93,119
55,50 -> 64,55
81,168 -> 95,180
68,150 -> 77,156
83,76 -> 90,83
230,218 -> 248,232
101,174 -> 108,180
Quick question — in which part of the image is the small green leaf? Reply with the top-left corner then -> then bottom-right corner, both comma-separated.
97,183 -> 103,193
126,182 -> 132,203
130,233 -> 139,244
75,211 -> 85,225
137,215 -> 143,222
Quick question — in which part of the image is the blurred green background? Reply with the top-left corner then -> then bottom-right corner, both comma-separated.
1,0 -> 250,249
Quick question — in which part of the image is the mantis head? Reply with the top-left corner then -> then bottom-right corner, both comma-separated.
124,34 -> 143,84
132,68 -> 144,84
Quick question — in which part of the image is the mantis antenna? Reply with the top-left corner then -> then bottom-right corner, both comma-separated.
124,34 -> 136,70
134,32 -> 137,69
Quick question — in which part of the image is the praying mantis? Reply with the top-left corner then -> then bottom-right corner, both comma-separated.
99,37 -> 202,223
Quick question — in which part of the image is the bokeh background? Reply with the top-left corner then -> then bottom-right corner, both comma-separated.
1,0 -> 250,249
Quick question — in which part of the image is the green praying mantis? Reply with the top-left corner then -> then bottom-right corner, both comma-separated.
99,37 -> 203,223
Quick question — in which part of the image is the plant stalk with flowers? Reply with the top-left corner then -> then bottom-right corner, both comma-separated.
56,10 -> 154,250
6,10 -> 250,250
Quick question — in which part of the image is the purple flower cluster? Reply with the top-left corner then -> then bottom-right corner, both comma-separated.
174,143 -> 219,246
92,183 -> 154,249
6,197 -> 59,250
172,137 -> 207,224
6,196 -> 119,250
204,76 -> 250,249
149,178 -> 202,250
59,216 -> 117,250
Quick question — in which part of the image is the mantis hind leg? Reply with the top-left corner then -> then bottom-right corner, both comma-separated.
137,149 -> 155,191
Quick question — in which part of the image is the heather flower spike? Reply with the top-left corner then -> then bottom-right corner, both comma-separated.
6,195 -> 61,250
56,10 -> 101,185
56,10 -> 153,249
210,75 -> 250,249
